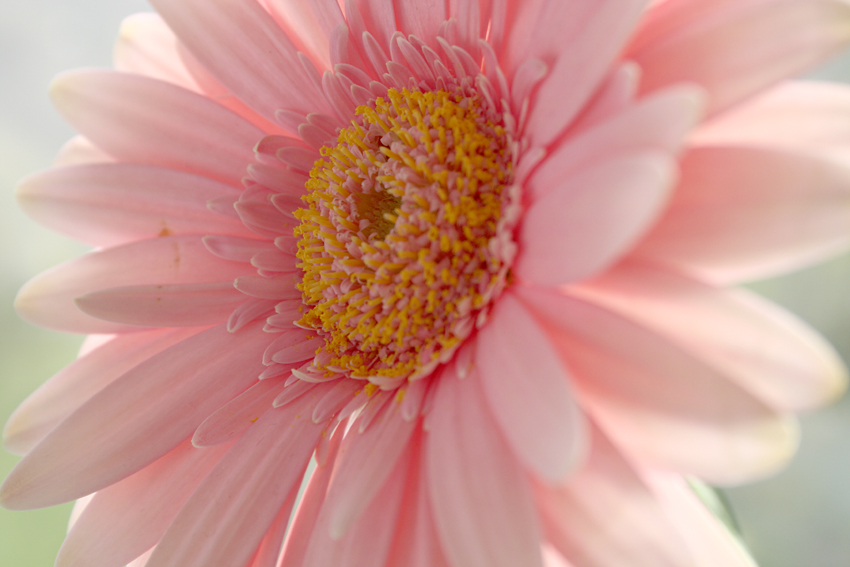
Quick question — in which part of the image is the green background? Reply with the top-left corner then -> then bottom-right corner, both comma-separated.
2,1 -> 850,565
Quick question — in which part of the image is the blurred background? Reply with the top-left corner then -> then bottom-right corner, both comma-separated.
1,1 -> 850,565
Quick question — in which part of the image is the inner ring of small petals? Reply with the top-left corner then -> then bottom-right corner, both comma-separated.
295,86 -> 516,382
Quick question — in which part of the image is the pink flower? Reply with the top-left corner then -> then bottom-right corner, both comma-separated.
4,0 -> 850,565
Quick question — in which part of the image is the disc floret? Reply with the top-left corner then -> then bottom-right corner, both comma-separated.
295,85 -> 519,384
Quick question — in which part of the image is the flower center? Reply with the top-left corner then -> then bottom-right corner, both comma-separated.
294,86 -> 518,383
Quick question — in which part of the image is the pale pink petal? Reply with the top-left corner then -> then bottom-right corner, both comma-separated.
262,330 -> 314,365
446,0 -> 483,55
228,298 -> 278,332
174,40 -> 291,135
67,494 -> 94,533
0,323 -> 270,510
303,435 -> 412,567
270,336 -> 325,364
16,235 -> 252,334
146,385 -> 330,567
567,62 -> 640,133
53,136 -> 114,167
279,425 -> 344,567
399,375 -> 432,421
50,70 -> 264,187
193,377 -> 288,447
311,379 -> 362,423
634,146 -> 850,283
127,548 -> 155,567
542,545 -> 576,567
261,0 -> 344,69
475,293 -> 586,483
517,286 -> 799,485
17,164 -> 252,247
626,0 -> 850,116
641,470 -> 759,567
394,0 -> 446,46
248,489 -> 295,567
692,80 -> 850,161
352,0 -> 398,51
323,397 -> 417,538
56,440 -> 231,567
235,200 -> 300,240
3,327 -> 205,456
528,84 -> 704,201
571,261 -> 848,411
149,0 -> 332,120
535,423 -> 691,567
516,150 -> 677,286
76,283 -> 245,328
426,366 -> 543,567
235,275 -> 301,300
504,0 -> 647,146
203,235 -> 278,263
385,430 -> 451,567
113,13 -> 199,90
272,379 -> 319,407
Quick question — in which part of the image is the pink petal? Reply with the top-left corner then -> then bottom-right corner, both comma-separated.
203,235 -> 278,263
16,235 -> 252,334
56,440 -> 231,567
149,0 -> 331,121
516,150 -> 677,286
127,549 -> 155,567
193,377 -> 288,447
475,293 -> 586,483
16,163 -> 251,247
517,285 -> 799,485
567,62 -> 640,133
626,0 -> 850,116
146,385 -> 331,567
247,490 -> 295,567
395,0 -> 446,46
504,0 -> 647,146
3,327 -> 205,456
53,136 -> 114,167
303,433 -> 412,567
279,426 -> 344,567
447,0 -> 484,55
311,379 -> 362,423
50,70 -> 264,187
172,35 -> 290,135
641,469 -> 759,567
228,298 -> 278,333
76,283 -> 244,328
323,397 -> 417,538
535,423 -> 691,567
235,275 -> 301,300
0,323 -> 270,510
384,431 -> 451,567
270,336 -> 325,364
692,80 -> 850,160
634,145 -> 850,283
67,494 -> 94,532
261,0 -> 344,69
351,0 -> 397,51
426,366 -> 543,567
113,13 -> 199,90
528,84 -> 704,201
571,261 -> 848,412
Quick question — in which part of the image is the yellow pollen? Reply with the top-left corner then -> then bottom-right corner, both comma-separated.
294,87 -> 515,381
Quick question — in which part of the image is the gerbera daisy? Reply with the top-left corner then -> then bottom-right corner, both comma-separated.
4,0 -> 850,566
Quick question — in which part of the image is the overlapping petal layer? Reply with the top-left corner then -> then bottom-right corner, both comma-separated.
4,0 -> 850,566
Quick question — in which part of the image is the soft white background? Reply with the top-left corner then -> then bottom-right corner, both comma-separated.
1,1 -> 849,565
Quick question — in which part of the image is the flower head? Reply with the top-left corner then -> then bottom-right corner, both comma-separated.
4,1 -> 850,566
